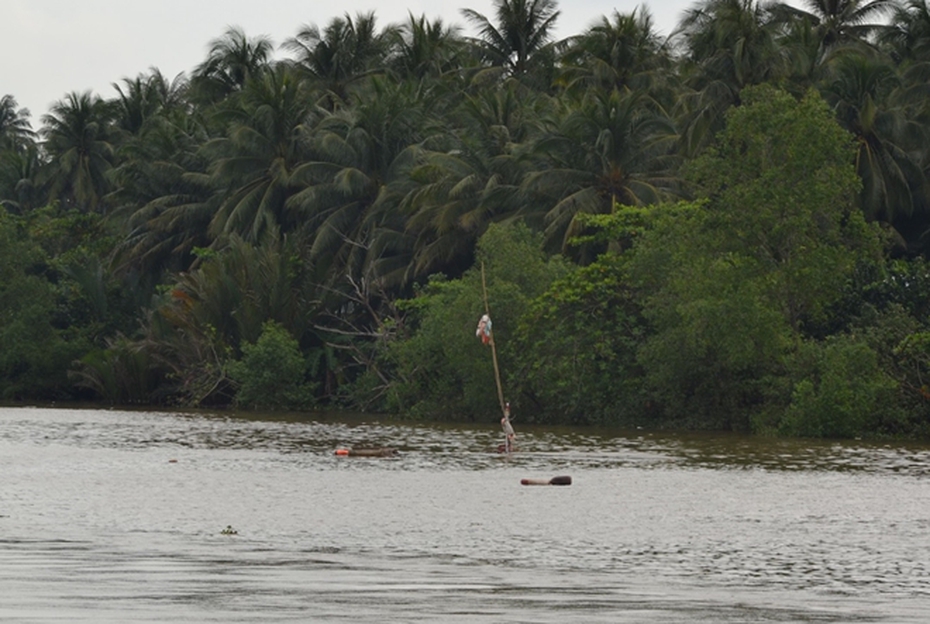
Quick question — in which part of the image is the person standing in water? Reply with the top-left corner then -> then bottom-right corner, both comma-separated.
501,401 -> 515,453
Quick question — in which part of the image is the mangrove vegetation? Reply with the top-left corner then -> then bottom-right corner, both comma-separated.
5,0 -> 930,438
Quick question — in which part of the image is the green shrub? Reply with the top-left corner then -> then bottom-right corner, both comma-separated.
511,253 -> 647,425
377,223 -> 568,420
779,336 -> 898,438
228,321 -> 315,410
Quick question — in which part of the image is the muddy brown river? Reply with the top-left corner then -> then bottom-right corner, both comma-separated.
1,406 -> 929,622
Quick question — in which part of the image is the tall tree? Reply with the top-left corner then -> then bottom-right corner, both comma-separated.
819,50 -> 926,228
191,26 -> 274,104
40,91 -> 115,213
524,88 -> 679,255
201,64 -> 317,244
110,101 -> 213,278
769,0 -> 897,54
0,94 -> 42,213
778,11 -> 829,93
0,95 -> 36,151
388,14 -> 469,81
398,81 -> 543,282
0,144 -> 44,214
631,85 -> 883,430
111,69 -> 188,136
107,71 -> 198,226
461,0 -> 562,83
0,211 -> 86,399
282,12 -> 398,109
676,0 -> 787,88
879,0 -> 930,63
674,0 -> 788,155
287,76 -> 428,290
558,7 -> 671,94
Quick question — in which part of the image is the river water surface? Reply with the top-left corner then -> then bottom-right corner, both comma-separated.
1,406 -> 929,622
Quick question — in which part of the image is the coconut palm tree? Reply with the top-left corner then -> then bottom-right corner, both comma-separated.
388,13 -> 469,82
875,3 -> 930,247
676,0 -> 787,87
524,88 -> 680,255
287,76 -> 429,290
110,98 -> 214,277
108,70 -> 196,220
673,0 -> 788,155
769,0 -> 897,56
40,91 -> 115,213
777,11 -> 831,94
282,12 -> 398,110
558,7 -> 671,95
0,95 -> 36,151
191,26 -> 274,104
461,0 -> 562,83
879,0 -> 930,63
820,50 -> 926,228
111,69 -> 188,136
118,168 -> 215,277
0,143 -> 44,213
397,81 -> 546,282
0,95 -> 42,213
199,64 -> 317,244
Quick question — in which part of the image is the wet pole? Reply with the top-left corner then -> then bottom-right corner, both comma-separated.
481,262 -> 507,418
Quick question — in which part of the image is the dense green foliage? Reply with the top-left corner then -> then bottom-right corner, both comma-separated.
511,253 -> 645,425
365,223 -> 568,419
5,0 -> 930,438
629,86 -> 887,433
229,321 -> 316,410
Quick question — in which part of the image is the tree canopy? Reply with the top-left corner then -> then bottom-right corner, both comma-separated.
4,0 -> 930,439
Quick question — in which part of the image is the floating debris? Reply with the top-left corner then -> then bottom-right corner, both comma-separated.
520,476 -> 572,486
334,448 -> 399,457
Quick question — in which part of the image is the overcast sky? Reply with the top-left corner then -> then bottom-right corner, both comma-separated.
1,0 -> 713,125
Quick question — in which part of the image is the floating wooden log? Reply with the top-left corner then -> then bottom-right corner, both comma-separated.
334,448 -> 399,457
520,475 -> 572,486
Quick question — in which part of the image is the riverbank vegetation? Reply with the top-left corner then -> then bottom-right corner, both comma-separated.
4,0 -> 930,438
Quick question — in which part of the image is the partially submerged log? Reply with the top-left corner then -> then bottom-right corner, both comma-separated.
520,475 -> 572,486
334,447 -> 399,457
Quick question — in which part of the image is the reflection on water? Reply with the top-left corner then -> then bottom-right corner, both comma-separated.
1,406 -> 929,623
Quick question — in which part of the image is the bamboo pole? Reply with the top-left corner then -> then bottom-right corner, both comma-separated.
481,262 -> 507,417
521,476 -> 572,486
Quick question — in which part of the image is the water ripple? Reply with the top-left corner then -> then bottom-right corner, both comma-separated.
2,406 -> 930,622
